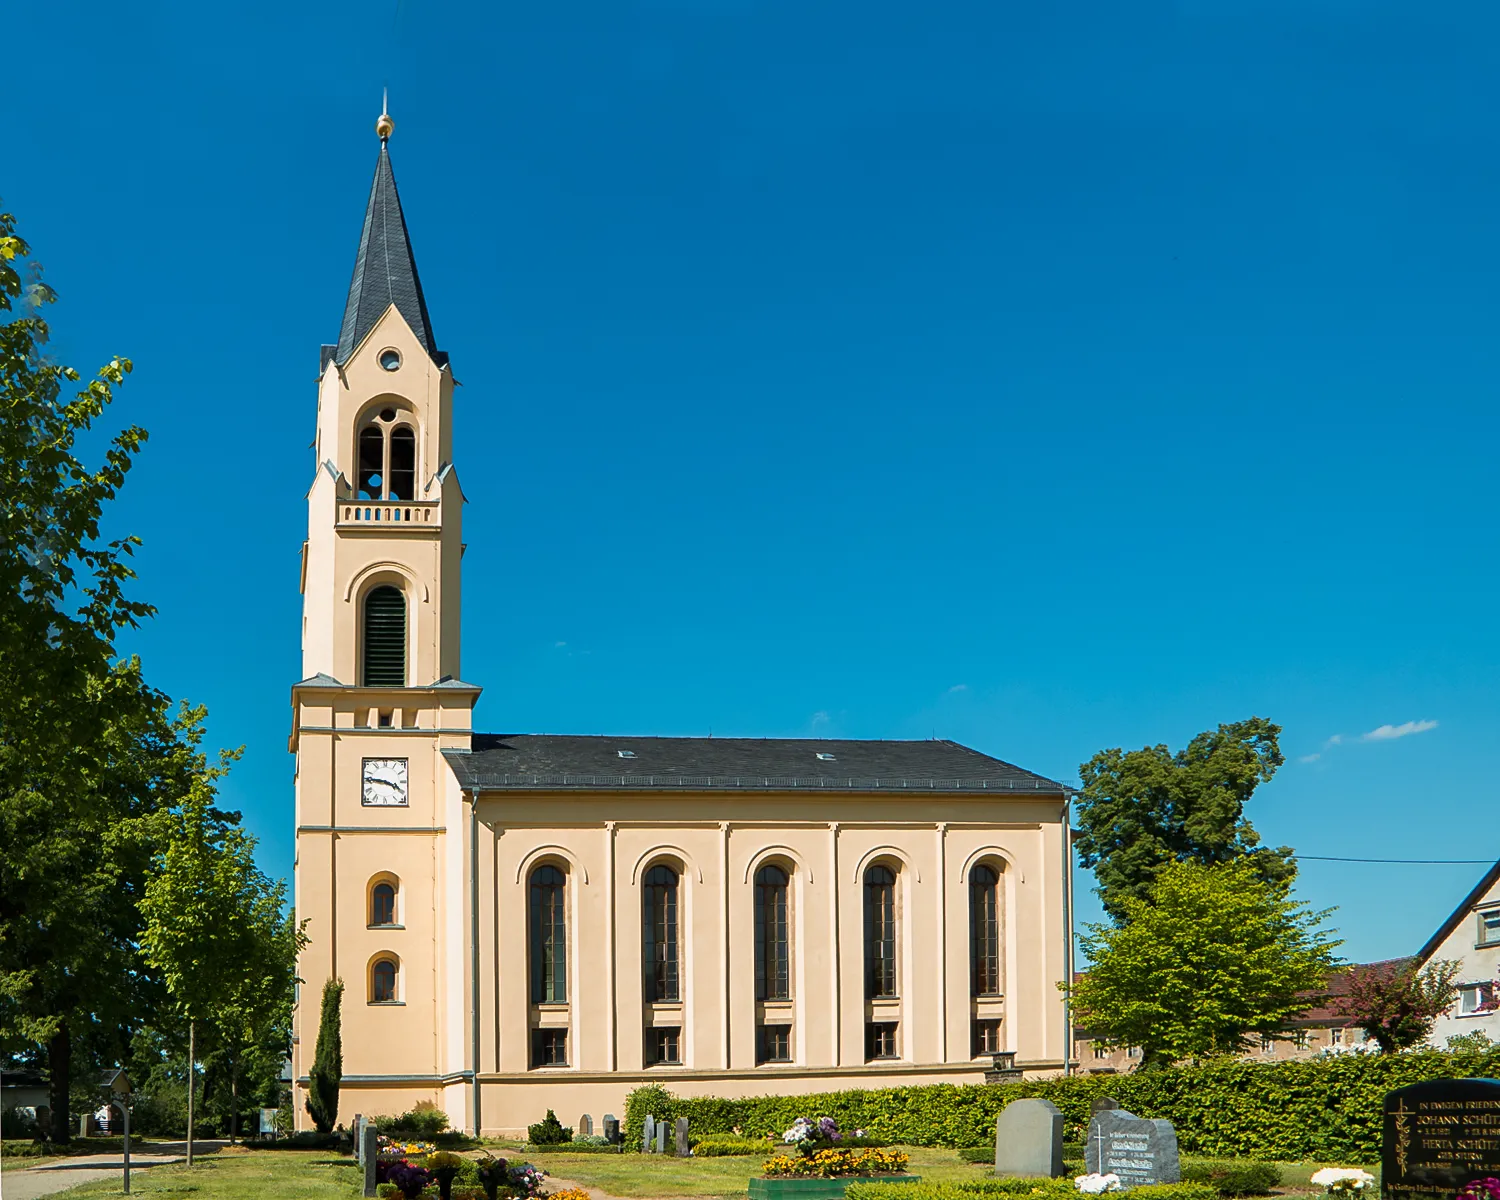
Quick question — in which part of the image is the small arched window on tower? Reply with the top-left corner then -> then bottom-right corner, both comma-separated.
356,410 -> 418,501
371,957 -> 399,1004
362,585 -> 407,686
389,425 -> 416,501
371,880 -> 397,927
357,425 -> 385,500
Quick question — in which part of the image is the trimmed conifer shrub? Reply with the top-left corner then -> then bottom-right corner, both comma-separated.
306,978 -> 344,1133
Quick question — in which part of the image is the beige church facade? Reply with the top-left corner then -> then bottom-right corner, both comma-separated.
290,115 -> 1075,1137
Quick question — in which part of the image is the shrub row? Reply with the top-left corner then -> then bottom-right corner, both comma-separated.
626,1046 -> 1500,1160
846,1182 -> 1218,1200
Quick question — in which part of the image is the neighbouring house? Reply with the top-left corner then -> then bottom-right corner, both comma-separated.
1416,858 -> 1500,1046
1,1069 -> 49,1126
291,107 -> 1075,1137
1072,963 -> 1382,1073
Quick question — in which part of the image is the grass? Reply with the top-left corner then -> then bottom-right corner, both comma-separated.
1,1137 -> 191,1173
17,1148 -> 363,1198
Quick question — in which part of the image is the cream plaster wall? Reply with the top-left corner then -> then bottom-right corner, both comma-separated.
1426,876 -> 1500,1047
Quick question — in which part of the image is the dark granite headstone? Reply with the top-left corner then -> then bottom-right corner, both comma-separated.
643,1114 -> 656,1153
1384,1078 -> 1500,1200
994,1098 -> 1065,1178
362,1125 -> 380,1197
1091,1097 -> 1121,1116
1085,1108 -> 1179,1187
579,1114 -> 593,1137
604,1114 -> 620,1144
676,1117 -> 690,1157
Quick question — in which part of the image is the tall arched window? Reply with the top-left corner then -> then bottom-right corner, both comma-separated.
371,881 -> 397,927
969,864 -> 1001,997
642,865 -> 680,1002
529,865 -> 568,1003
864,865 -> 898,999
371,957 -> 398,1004
754,864 -> 790,1001
389,426 -> 416,501
357,425 -> 384,499
362,585 -> 406,686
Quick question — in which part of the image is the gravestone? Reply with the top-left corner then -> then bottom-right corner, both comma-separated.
362,1124 -> 380,1197
1085,1108 -> 1180,1187
1091,1097 -> 1121,1116
656,1121 -> 668,1154
994,1098 -> 1065,1178
604,1114 -> 620,1144
676,1117 -> 690,1157
643,1114 -> 656,1153
580,1114 -> 593,1137
354,1115 -> 367,1164
1384,1077 -> 1500,1200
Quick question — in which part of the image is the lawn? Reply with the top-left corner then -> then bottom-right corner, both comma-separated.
42,1148 -> 363,1198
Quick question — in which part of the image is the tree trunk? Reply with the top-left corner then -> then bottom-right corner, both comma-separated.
186,1019 -> 195,1166
46,1021 -> 72,1146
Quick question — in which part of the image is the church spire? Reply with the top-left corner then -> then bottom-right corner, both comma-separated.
334,99 -> 438,366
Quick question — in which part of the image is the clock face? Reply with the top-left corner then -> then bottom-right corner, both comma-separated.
362,758 -> 409,807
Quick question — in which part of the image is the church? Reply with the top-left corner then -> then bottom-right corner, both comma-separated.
290,109 -> 1075,1137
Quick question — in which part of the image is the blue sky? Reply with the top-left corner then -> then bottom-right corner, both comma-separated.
11,0 -> 1500,964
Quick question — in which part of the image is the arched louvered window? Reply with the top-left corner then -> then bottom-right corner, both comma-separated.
969,864 -> 1001,997
371,881 -> 397,927
362,586 -> 406,687
864,865 -> 898,999
357,425 -> 384,500
754,864 -> 790,1001
389,426 -> 416,501
371,957 -> 398,1004
642,865 -> 680,1002
529,865 -> 567,1003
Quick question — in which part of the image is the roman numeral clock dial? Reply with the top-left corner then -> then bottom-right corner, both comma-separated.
361,758 -> 409,807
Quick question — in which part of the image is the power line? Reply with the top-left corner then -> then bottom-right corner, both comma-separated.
1293,855 -> 1495,865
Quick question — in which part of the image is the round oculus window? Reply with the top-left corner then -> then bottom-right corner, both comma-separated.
378,348 -> 401,372
379,408 -> 397,422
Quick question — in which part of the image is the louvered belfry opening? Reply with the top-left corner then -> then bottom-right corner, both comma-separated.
362,585 -> 407,686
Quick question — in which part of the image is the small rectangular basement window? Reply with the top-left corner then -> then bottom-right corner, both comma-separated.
756,1024 -> 792,1064
972,1018 -> 1002,1057
865,1022 -> 898,1060
531,1027 -> 568,1067
648,1026 -> 681,1065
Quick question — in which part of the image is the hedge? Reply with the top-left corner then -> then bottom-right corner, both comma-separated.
625,1047 -> 1500,1160
846,1183 -> 1218,1200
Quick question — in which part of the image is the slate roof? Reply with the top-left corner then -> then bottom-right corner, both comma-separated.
335,142 -> 439,366
443,734 -> 1068,794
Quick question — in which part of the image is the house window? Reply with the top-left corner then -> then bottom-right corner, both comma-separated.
970,864 -> 1001,997
864,865 -> 898,999
866,1021 -> 898,1060
371,958 -> 398,1004
1093,1043 -> 1110,1060
371,881 -> 397,926
1127,1046 -> 1142,1059
642,865 -> 680,1002
1260,1035 -> 1275,1053
972,1019 -> 1002,1057
529,865 -> 567,1003
362,585 -> 406,687
1331,1028 -> 1344,1045
1480,911 -> 1500,947
531,1027 -> 568,1067
1460,983 -> 1497,1015
1294,1030 -> 1310,1049
754,864 -> 790,1001
757,1025 -> 792,1064
647,1026 -> 681,1066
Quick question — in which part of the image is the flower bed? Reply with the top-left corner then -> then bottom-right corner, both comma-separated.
763,1149 -> 912,1179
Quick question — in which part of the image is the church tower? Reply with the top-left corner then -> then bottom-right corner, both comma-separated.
290,104 -> 479,1128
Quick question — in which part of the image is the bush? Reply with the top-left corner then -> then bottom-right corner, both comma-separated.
528,1109 -> 572,1145
1180,1162 -> 1282,1196
2,1107 -> 38,1139
695,1136 -> 774,1156
376,1100 -> 450,1138
627,1046 -> 1500,1160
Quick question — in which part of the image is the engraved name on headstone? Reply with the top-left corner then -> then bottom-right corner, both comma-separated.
994,1098 -> 1065,1178
1085,1108 -> 1180,1187
1384,1078 -> 1500,1200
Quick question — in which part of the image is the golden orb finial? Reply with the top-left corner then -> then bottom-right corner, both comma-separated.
376,88 -> 394,140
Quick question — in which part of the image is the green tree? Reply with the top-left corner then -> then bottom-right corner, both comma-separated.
0,207 -> 206,1141
1067,859 -> 1341,1067
1074,717 -> 1296,920
1338,958 -> 1464,1054
306,979 -> 344,1134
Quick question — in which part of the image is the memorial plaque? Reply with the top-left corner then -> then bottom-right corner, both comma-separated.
994,1098 -> 1065,1178
1384,1078 -> 1500,1200
1085,1108 -> 1180,1187
604,1114 -> 620,1144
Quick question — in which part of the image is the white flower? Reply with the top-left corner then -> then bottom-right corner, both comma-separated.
1311,1168 -> 1376,1193
1076,1174 -> 1123,1194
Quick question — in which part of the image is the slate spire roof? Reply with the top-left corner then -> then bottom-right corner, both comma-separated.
335,141 -> 438,365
